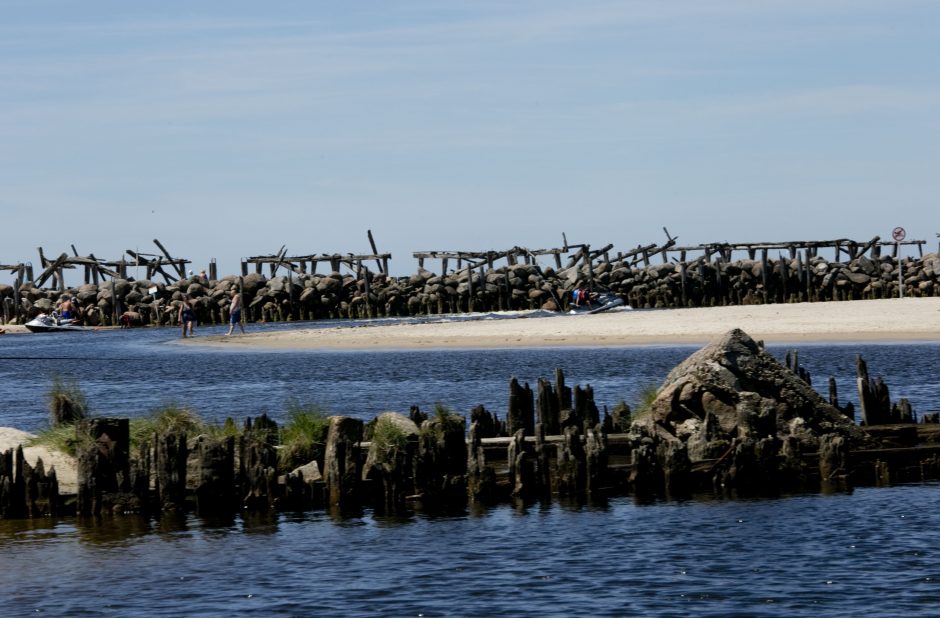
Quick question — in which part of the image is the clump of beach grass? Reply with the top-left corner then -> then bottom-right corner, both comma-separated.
45,374 -> 88,426
371,414 -> 410,457
129,403 -> 206,450
27,421 -> 94,458
420,403 -> 464,442
278,400 -> 330,470
27,375 -> 92,456
630,385 -> 660,422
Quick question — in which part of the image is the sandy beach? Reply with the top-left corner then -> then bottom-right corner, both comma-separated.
196,297 -> 940,350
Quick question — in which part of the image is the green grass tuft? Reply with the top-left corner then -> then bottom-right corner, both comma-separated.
27,422 -> 93,458
372,415 -> 409,457
129,404 -> 207,451
45,374 -> 88,426
631,386 -> 660,421
278,400 -> 330,470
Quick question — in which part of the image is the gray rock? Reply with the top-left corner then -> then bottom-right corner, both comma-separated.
634,328 -> 872,461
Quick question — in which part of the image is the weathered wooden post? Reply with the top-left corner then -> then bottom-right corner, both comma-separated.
193,435 -> 236,515
466,264 -> 474,312
582,245 -> 594,289
77,418 -> 132,516
508,429 -> 534,499
507,377 -> 534,436
153,429 -> 188,512
533,424 -> 552,496
0,446 -> 60,519
760,249 -> 770,303
361,264 -> 372,318
659,440 -> 691,498
584,424 -> 608,495
467,422 -> 496,502
679,261 -> 688,307
323,416 -> 363,509
415,411 -> 467,504
857,355 -> 875,425
698,259 -> 708,305
537,377 -> 560,435
556,426 -> 586,497
818,434 -> 848,482
0,446 -> 26,519
555,368 -> 572,414
573,384 -> 600,430
794,251 -> 805,302
362,413 -> 418,514
12,278 -> 20,323
239,415 -> 279,510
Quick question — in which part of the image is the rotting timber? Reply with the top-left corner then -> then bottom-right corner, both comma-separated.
2,329 -> 939,521
2,232 -> 939,327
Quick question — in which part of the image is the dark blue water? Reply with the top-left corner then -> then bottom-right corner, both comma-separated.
2,319 -> 939,433
3,487 -> 940,616
2,320 -> 940,616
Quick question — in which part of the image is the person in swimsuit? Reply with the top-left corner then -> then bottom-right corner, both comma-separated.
178,296 -> 195,338
59,296 -> 74,320
226,288 -> 245,335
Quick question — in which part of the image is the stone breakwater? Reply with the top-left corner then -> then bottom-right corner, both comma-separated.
2,249 -> 940,326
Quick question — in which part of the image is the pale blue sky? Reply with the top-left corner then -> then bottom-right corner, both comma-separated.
2,1 -> 938,277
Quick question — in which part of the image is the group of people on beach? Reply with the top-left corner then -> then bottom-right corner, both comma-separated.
178,288 -> 245,338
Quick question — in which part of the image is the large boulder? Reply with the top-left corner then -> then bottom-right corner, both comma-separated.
633,328 -> 872,461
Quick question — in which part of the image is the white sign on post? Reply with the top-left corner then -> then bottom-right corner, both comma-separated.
893,227 -> 906,298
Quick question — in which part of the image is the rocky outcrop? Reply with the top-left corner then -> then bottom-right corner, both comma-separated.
633,329 -> 874,462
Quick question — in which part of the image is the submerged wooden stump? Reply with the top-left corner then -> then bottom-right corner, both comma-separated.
153,431 -> 188,512
467,422 -> 496,502
239,415 -> 279,511
556,426 -> 586,497
362,413 -> 418,514
415,412 -> 467,505
323,416 -> 363,509
193,435 -> 236,515
77,418 -> 134,516
0,446 -> 62,519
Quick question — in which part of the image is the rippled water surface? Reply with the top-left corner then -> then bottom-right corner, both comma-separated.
2,317 -> 940,616
3,487 -> 940,616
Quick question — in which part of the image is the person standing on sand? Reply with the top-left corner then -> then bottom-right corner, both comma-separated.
179,296 -> 195,338
226,289 -> 245,335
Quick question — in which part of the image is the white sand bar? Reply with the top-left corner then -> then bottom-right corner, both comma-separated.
198,297 -> 940,350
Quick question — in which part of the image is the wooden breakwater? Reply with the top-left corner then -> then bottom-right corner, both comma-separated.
3,351 -> 940,522
1,234 -> 938,327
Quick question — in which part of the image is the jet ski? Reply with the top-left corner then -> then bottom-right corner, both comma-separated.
567,291 -> 628,315
25,313 -> 89,333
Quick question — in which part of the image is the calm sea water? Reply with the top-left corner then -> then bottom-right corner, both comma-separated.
2,315 -> 940,616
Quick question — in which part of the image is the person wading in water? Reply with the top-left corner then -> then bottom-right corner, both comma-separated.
226,289 -> 245,335
178,296 -> 195,338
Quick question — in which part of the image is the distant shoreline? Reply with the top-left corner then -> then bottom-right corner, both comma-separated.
192,297 -> 940,350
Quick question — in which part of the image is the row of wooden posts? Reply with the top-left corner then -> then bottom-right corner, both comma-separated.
4,233 -> 932,290
4,359 -> 940,521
